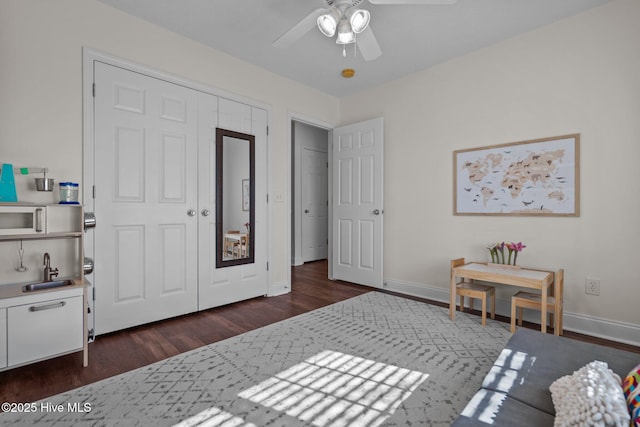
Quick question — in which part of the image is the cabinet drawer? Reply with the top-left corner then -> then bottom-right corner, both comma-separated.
7,296 -> 83,367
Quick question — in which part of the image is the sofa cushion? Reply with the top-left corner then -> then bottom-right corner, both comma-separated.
452,389 -> 555,426
549,360 -> 629,427
484,328 -> 640,415
452,329 -> 640,426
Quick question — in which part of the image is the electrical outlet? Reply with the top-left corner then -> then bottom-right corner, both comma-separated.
585,278 -> 600,295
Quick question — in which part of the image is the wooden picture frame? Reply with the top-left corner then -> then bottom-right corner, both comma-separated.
453,134 -> 580,216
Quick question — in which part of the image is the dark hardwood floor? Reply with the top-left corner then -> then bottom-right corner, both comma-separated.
0,260 -> 369,404
1,259 -> 638,404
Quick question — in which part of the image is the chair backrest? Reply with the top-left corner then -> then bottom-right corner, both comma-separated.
555,268 -> 564,305
451,258 -> 465,281
451,258 -> 465,269
228,230 -> 240,234
239,234 -> 249,256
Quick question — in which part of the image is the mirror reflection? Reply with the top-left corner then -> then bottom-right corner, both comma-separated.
216,128 -> 255,268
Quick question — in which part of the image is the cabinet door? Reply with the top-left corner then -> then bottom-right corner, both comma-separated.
7,296 -> 82,367
0,308 -> 6,368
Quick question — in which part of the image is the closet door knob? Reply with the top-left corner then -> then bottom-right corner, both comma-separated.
187,209 -> 196,217
201,209 -> 210,217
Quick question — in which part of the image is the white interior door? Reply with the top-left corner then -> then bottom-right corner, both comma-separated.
331,117 -> 384,287
93,62 -> 199,334
198,98 -> 269,310
302,148 -> 328,262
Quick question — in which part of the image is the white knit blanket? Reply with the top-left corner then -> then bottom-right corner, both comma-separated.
550,360 -> 630,427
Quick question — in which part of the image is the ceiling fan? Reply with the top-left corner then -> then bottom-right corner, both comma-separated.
273,0 -> 458,61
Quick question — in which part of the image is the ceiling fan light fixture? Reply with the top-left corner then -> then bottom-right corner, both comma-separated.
346,8 -> 370,33
317,8 -> 341,37
335,19 -> 355,44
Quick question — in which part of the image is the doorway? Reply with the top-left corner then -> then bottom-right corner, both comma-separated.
289,117 -> 384,290
291,120 -> 329,266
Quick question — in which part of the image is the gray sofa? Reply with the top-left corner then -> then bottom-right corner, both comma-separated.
452,328 -> 639,426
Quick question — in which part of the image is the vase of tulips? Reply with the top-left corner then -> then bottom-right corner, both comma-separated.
487,241 -> 526,268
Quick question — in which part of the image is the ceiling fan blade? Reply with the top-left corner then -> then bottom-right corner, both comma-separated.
273,8 -> 325,48
357,26 -> 382,61
368,0 -> 457,4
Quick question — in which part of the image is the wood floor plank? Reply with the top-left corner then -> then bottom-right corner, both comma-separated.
0,259 -> 637,405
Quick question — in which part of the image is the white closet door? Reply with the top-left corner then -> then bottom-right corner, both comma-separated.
94,62 -> 199,334
198,98 -> 269,310
196,91 -> 218,310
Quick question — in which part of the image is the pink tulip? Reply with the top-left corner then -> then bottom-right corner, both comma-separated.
511,242 -> 526,265
511,242 -> 526,252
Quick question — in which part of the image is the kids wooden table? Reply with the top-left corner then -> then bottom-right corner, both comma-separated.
450,262 -> 561,334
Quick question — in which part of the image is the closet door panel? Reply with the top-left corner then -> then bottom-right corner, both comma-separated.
198,99 -> 269,310
93,62 -> 199,334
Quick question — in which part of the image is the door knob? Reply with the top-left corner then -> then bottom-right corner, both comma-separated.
201,209 -> 210,217
187,209 -> 196,217
372,209 -> 380,215
304,209 -> 310,213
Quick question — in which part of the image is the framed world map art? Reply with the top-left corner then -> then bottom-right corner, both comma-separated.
453,134 -> 580,216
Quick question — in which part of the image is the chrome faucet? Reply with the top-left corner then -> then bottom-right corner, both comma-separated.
43,252 -> 59,282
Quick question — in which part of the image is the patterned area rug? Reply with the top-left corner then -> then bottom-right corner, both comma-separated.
1,292 -> 512,426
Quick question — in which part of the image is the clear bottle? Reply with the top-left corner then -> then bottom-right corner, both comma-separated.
59,182 -> 79,204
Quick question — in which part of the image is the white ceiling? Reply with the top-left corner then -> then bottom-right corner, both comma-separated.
97,0 -> 610,98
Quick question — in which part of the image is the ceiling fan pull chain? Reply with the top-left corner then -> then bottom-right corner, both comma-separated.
342,44 -> 347,57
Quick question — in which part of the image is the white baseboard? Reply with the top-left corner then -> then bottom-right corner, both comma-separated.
563,312 -> 640,347
382,278 -> 450,302
383,278 -> 640,347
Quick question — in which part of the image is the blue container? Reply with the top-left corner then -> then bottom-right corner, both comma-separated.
59,182 -> 79,204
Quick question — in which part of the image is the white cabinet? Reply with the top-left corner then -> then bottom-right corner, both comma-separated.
7,294 -> 83,367
0,204 -> 88,371
0,308 -> 6,368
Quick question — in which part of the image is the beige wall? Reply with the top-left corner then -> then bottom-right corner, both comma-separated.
0,0 -> 340,288
340,0 -> 640,337
2,0 -> 638,341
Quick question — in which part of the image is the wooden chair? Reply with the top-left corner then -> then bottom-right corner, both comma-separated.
451,258 -> 496,327
511,269 -> 564,335
233,234 -> 249,258
226,230 -> 240,257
